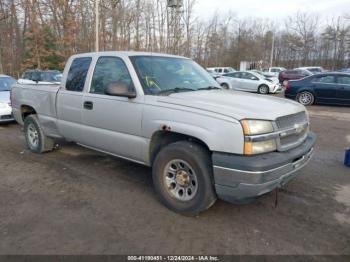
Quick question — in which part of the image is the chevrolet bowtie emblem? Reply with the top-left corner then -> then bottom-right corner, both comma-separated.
294,124 -> 304,134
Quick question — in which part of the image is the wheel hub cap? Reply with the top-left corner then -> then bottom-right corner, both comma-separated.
300,93 -> 311,104
176,170 -> 190,187
27,123 -> 39,148
163,159 -> 198,201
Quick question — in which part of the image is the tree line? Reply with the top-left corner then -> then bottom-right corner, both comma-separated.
0,0 -> 349,77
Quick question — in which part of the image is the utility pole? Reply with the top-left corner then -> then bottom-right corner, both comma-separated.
0,48 -> 3,74
95,0 -> 100,52
270,31 -> 275,67
167,0 -> 183,54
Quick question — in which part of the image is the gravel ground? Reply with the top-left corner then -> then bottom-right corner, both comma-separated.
0,104 -> 349,255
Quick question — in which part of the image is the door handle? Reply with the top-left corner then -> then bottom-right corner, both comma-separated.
83,101 -> 93,110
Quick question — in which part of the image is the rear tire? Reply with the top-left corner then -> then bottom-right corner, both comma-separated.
24,115 -> 55,154
258,84 -> 269,94
152,141 -> 217,215
296,91 -> 315,106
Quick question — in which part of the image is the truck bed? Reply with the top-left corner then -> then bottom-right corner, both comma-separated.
12,83 -> 61,137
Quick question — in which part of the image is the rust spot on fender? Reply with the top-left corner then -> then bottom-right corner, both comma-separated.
161,125 -> 171,131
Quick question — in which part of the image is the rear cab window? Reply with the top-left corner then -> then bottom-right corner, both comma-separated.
66,57 -> 92,92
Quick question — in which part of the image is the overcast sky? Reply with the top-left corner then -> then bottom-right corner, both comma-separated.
194,0 -> 350,21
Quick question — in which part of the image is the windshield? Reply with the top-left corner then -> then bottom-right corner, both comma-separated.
130,56 -> 220,95
0,77 -> 16,91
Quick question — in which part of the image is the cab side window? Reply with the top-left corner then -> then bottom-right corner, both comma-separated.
90,57 -> 134,95
66,57 -> 92,92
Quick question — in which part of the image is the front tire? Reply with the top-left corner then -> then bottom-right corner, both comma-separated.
296,91 -> 315,106
258,84 -> 269,94
221,83 -> 229,89
152,141 -> 216,215
24,115 -> 55,153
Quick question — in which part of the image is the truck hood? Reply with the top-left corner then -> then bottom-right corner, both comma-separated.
157,90 -> 305,121
0,91 -> 10,103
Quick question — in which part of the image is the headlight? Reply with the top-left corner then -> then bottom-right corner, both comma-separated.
241,120 -> 274,135
241,120 -> 276,155
244,140 -> 277,155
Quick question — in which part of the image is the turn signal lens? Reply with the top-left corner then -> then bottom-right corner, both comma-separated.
244,140 -> 277,155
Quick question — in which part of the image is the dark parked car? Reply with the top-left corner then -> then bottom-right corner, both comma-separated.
279,69 -> 312,85
285,72 -> 350,106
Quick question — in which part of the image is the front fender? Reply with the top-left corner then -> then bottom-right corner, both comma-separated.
143,112 -> 244,156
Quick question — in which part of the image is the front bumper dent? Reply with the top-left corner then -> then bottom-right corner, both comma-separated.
213,133 -> 316,203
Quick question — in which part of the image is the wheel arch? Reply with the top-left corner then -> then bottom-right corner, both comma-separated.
149,130 -> 211,166
296,88 -> 316,105
258,83 -> 270,93
220,82 -> 231,89
20,105 -> 37,123
297,87 -> 316,96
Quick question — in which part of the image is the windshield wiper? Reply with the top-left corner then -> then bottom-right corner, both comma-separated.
157,87 -> 195,96
197,86 -> 221,91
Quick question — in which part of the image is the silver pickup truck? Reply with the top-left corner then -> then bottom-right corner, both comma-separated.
11,52 -> 316,215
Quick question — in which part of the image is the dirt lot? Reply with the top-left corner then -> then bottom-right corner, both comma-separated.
0,104 -> 349,255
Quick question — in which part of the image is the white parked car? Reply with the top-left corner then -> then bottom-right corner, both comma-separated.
264,67 -> 286,77
216,71 -> 282,94
206,67 -> 236,75
295,67 -> 324,74
0,74 -> 16,123
250,70 -> 279,84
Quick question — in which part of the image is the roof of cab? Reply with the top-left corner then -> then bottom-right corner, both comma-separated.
69,51 -> 188,60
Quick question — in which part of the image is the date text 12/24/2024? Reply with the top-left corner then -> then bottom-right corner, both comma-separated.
127,256 -> 219,261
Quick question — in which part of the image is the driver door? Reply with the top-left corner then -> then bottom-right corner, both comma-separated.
81,56 -> 144,162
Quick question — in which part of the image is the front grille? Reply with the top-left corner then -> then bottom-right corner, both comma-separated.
275,111 -> 308,151
280,130 -> 307,146
276,111 -> 307,129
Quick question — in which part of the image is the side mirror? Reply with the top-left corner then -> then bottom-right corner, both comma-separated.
105,81 -> 136,98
